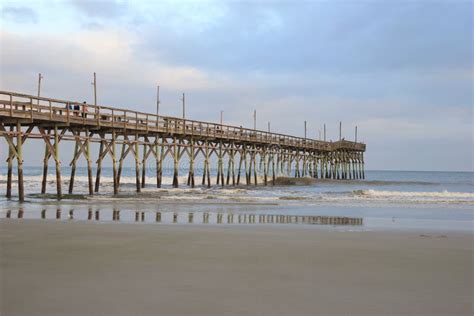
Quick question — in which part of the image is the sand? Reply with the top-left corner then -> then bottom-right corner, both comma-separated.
1,220 -> 473,316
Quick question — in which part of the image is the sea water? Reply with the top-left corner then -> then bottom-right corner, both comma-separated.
0,167 -> 472,232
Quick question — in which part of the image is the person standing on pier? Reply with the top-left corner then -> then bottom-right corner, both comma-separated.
73,103 -> 80,116
82,101 -> 88,118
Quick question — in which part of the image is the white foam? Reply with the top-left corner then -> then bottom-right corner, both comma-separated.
354,189 -> 474,199
350,189 -> 474,204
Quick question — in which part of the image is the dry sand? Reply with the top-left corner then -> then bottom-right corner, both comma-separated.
1,220 -> 473,316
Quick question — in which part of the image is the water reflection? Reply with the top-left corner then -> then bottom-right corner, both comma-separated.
3,207 -> 363,226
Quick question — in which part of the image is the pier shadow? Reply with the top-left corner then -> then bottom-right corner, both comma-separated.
2,208 -> 363,227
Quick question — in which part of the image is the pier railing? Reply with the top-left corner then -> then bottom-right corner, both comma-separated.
0,91 -> 365,152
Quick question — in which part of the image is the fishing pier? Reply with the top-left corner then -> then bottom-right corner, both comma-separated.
0,91 -> 366,202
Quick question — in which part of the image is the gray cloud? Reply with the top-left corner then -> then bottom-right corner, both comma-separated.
67,0 -> 127,19
1,6 -> 38,23
134,1 -> 472,74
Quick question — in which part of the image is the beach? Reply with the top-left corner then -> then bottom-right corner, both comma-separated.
1,220 -> 472,316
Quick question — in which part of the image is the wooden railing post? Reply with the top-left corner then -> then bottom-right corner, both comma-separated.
66,102 -> 70,124
30,97 -> 33,121
9,94 -> 13,116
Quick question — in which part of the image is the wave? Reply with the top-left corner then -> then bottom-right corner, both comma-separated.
350,189 -> 474,204
353,189 -> 474,199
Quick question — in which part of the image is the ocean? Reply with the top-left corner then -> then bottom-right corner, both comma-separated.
1,167 -> 473,232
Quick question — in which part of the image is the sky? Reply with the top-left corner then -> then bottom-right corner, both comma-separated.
0,0 -> 472,171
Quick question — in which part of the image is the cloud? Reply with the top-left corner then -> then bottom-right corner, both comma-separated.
1,6 -> 38,23
67,0 -> 127,19
134,1 -> 473,74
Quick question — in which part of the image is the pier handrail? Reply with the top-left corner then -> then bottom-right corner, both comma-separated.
0,90 -> 366,152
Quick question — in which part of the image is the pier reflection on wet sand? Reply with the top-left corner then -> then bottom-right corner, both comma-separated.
3,208 -> 363,226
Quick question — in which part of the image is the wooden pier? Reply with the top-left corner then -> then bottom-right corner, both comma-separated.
0,91 -> 366,202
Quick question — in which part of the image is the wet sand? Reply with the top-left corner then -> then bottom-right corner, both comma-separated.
1,220 -> 473,316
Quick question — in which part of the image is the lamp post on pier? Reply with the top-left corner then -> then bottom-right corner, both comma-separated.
37,73 -> 43,104
339,121 -> 342,141
92,72 -> 97,107
181,93 -> 186,119
253,110 -> 257,130
156,85 -> 160,116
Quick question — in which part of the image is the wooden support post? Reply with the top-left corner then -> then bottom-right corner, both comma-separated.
157,136 -> 165,188
202,143 -> 208,186
155,136 -> 160,188
217,142 -> 221,185
187,138 -> 195,188
276,151 -> 281,176
314,155 -> 318,179
95,133 -> 104,192
111,130 -> 118,194
40,130 -> 49,194
86,130 -> 93,195
337,152 -> 344,179
135,133 -> 141,192
271,148 -> 276,185
16,122 -> 24,202
263,147 -> 268,185
352,155 -> 356,179
326,154 -> 330,179
356,154 -> 360,180
302,150 -> 307,177
217,141 -> 224,187
253,146 -> 258,185
253,151 -> 258,185
237,148 -> 244,185
141,142 -> 147,188
205,141 -> 211,187
323,155 -> 327,179
344,152 -> 348,180
245,147 -> 251,185
295,153 -> 300,178
287,152 -> 292,177
172,137 -> 179,188
329,154 -> 333,179
226,143 -> 235,185
347,152 -> 352,180
6,126 -> 13,199
341,153 -> 346,180
68,134 -> 79,194
342,152 -> 346,180
54,125 -> 62,199
117,138 -> 126,187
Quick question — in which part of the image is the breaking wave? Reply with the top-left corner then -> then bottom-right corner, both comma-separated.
351,189 -> 474,203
